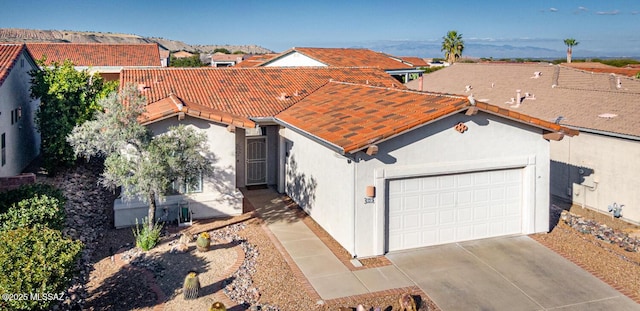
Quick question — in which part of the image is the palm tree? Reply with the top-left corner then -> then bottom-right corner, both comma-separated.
441,30 -> 465,64
564,38 -> 579,63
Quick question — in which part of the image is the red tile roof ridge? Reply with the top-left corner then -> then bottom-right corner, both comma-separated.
141,94 -> 255,128
326,80 -> 469,99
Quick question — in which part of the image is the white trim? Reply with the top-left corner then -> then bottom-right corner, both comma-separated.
245,135 -> 268,185
372,156 -> 535,254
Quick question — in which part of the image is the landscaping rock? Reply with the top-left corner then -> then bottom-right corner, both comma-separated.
561,211 -> 640,253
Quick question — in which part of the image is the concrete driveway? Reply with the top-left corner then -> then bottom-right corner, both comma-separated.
387,236 -> 638,311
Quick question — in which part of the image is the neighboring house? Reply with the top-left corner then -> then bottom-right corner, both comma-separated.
0,44 -> 41,177
159,47 -> 170,67
258,47 -> 423,83
119,66 -> 574,257
414,62 -> 640,225
234,53 -> 279,67
561,62 -> 640,77
210,53 -> 246,67
26,42 -> 162,81
171,50 -> 195,59
398,56 -> 429,68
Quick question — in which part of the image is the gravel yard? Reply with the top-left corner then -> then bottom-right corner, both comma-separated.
40,161 -> 640,310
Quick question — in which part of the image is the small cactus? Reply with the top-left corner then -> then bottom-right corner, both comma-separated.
209,301 -> 227,311
196,232 -> 211,252
182,272 -> 200,300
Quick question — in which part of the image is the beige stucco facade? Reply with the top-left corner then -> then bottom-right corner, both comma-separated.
551,131 -> 640,224
113,116 -> 243,228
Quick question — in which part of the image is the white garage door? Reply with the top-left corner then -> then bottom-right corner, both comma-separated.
387,168 -> 523,252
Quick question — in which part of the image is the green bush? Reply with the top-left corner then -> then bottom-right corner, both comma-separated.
0,227 -> 83,311
0,194 -> 66,232
133,218 -> 163,251
0,183 -> 65,215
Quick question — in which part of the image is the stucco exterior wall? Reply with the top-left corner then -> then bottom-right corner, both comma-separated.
114,116 -> 242,228
353,112 -> 550,257
0,51 -> 40,177
551,132 -> 640,224
263,52 -> 327,67
280,127 -> 356,253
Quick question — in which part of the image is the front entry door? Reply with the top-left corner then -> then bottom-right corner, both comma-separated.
246,136 -> 267,185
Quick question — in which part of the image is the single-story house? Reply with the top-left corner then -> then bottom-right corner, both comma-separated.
26,42 -> 163,81
209,53 -> 246,67
0,44 -> 41,177
233,53 -> 279,67
414,62 -> 640,225
257,47 -> 424,83
118,66 -> 575,257
115,67 -> 407,228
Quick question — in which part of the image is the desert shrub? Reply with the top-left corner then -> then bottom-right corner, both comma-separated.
0,227 -> 83,311
133,218 -> 163,251
0,183 -> 65,214
0,194 -> 65,232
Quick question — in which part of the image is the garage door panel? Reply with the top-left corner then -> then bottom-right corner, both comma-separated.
457,190 -> 473,204
422,212 -> 438,226
440,192 -> 455,207
388,168 -> 523,252
403,195 -> 420,211
439,210 -> 456,224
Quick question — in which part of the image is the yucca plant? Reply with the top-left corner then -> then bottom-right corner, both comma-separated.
133,217 -> 163,251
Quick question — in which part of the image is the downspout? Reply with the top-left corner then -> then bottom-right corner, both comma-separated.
352,153 -> 357,258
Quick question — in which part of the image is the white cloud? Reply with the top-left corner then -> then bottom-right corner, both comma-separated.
596,10 -> 620,15
574,6 -> 588,14
632,11 -> 640,15
549,7 -> 558,12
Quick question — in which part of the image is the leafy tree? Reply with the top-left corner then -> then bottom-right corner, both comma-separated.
29,59 -> 107,174
232,50 -> 246,54
67,85 -> 214,230
213,48 -> 231,54
441,30 -> 465,64
564,38 -> 579,63
169,54 -> 204,67
636,72 -> 640,79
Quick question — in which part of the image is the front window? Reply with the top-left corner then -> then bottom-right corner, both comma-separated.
170,172 -> 203,194
1,133 -> 5,166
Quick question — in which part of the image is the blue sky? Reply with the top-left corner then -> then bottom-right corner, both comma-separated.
2,0 -> 639,58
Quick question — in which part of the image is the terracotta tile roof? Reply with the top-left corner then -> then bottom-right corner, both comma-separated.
276,82 -> 574,154
121,67 -> 405,118
418,62 -> 640,137
140,94 -> 255,128
211,53 -> 245,62
561,62 -> 640,77
0,44 -> 24,86
234,54 -> 280,67
262,47 -> 413,70
399,56 -> 429,67
25,43 -> 161,67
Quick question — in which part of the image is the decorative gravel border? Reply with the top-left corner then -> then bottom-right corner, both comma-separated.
531,232 -> 640,304
259,220 -> 433,307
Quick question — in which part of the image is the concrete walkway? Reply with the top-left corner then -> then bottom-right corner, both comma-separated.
245,188 -> 639,309
245,188 -> 414,300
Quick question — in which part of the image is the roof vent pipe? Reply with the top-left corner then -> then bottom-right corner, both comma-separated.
516,89 -> 522,104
